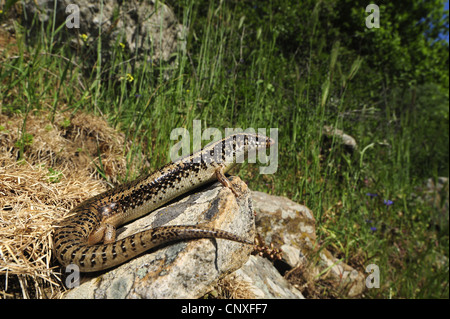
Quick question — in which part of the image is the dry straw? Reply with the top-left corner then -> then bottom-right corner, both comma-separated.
0,111 -> 134,298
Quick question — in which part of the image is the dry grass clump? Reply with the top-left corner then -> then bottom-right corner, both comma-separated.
205,274 -> 257,299
0,111 -> 135,184
0,153 -> 105,298
0,110 -> 137,298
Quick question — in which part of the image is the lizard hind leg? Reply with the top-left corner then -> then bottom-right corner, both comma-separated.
88,223 -> 116,245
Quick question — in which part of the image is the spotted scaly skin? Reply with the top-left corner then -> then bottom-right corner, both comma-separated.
53,133 -> 274,272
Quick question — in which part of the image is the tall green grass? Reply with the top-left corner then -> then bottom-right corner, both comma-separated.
0,1 -> 447,298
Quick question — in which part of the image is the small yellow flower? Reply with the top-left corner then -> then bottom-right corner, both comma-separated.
126,73 -> 134,82
80,34 -> 88,42
119,42 -> 125,50
186,89 -> 190,93
0,10 -> 3,14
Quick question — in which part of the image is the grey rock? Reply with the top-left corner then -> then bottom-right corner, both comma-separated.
251,191 -> 366,298
323,125 -> 358,150
251,190 -> 316,268
65,176 -> 254,299
22,0 -> 185,66
231,255 -> 304,299
418,177 -> 449,231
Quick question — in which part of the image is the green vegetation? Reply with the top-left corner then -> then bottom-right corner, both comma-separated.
0,0 -> 448,298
